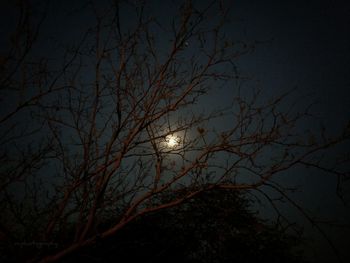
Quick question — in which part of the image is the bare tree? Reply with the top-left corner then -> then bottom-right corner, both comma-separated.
1,1 -> 349,262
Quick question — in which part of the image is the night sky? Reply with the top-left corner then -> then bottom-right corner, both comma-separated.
228,1 -> 350,262
230,1 -> 350,261
1,0 -> 350,262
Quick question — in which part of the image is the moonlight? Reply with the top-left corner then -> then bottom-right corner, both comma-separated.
165,134 -> 180,148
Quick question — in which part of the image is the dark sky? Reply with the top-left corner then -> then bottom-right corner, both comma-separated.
1,0 -> 350,262
232,0 -> 350,126
228,1 -> 350,261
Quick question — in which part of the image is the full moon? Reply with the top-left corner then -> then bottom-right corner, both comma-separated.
165,134 -> 180,148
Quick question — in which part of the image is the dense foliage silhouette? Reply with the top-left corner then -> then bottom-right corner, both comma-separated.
64,189 -> 306,263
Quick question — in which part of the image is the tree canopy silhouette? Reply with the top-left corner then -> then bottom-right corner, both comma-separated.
61,189 -> 307,263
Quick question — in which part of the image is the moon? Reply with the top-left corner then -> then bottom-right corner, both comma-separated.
165,134 -> 180,148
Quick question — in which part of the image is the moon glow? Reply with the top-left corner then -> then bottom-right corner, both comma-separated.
165,134 -> 180,148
